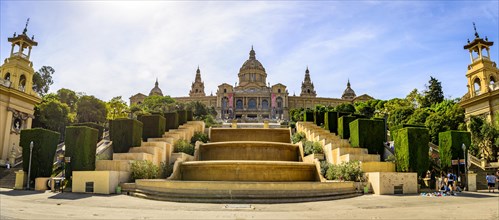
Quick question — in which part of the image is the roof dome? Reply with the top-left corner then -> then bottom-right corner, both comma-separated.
341,80 -> 356,100
149,79 -> 164,96
240,46 -> 265,71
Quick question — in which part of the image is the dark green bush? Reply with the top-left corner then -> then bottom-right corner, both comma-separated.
303,141 -> 323,155
325,161 -> 364,181
178,110 -> 187,125
130,160 -> 159,181
393,127 -> 430,177
65,126 -> 98,179
72,122 -> 104,141
20,128 -> 60,183
186,110 -> 193,121
138,115 -> 166,141
303,110 -> 314,122
349,119 -> 386,156
338,116 -> 356,139
110,119 -> 143,153
324,111 -> 338,134
438,131 -> 471,170
173,139 -> 194,155
191,131 -> 209,145
314,110 -> 325,126
163,112 -> 179,131
292,132 -> 306,144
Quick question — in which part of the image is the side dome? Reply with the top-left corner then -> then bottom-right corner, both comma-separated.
149,79 -> 164,96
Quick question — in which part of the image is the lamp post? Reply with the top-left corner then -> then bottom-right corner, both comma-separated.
462,143 -> 467,191
27,141 -> 33,190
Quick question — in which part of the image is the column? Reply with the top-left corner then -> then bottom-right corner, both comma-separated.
1,111 -> 13,160
10,44 -> 14,56
27,47 -> 32,59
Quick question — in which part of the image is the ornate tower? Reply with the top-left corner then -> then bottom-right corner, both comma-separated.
300,67 -> 317,97
149,78 -> 164,96
460,23 -> 499,122
189,66 -> 206,97
237,46 -> 267,88
0,19 -> 42,163
341,80 -> 357,100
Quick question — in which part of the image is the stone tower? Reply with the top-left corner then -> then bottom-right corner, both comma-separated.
189,66 -> 206,97
300,67 -> 317,97
341,80 -> 357,100
0,19 -> 42,163
460,23 -> 499,122
149,78 -> 163,96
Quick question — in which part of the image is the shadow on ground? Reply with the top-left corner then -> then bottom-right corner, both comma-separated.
0,189 -> 45,197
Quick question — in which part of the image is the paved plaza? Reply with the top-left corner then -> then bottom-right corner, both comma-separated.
1,188 -> 498,220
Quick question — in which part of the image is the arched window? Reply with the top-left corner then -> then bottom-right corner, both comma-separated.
19,75 -> 26,91
490,76 -> 496,85
4,72 -> 10,81
278,89 -> 281,93
236,99 -> 243,109
276,97 -> 283,108
224,88 -> 227,93
307,89 -> 310,93
195,89 -> 198,93
473,78 -> 481,95
262,100 -> 269,109
248,99 -> 257,109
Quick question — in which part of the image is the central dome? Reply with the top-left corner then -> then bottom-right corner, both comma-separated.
240,47 -> 265,71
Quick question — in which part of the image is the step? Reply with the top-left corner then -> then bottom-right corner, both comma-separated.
332,147 -> 369,165
96,160 -> 133,172
113,152 -> 153,162
360,162 -> 395,172
129,146 -> 164,166
339,154 -> 380,163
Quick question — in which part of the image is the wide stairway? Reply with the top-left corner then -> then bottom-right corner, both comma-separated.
124,127 -> 358,203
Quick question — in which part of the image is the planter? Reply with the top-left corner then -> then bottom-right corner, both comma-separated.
313,153 -> 324,160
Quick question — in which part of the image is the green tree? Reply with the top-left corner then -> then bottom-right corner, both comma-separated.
407,108 -> 431,125
468,116 -> 499,161
139,95 -> 176,113
76,95 -> 107,124
425,100 -> 465,144
335,103 -> 355,113
32,95 -> 71,134
106,96 -> 129,120
57,88 -> 79,112
421,76 -> 444,108
32,66 -> 55,96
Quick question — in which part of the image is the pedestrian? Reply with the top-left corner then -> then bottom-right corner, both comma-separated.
6,161 -> 10,169
486,173 -> 497,193
447,171 -> 455,192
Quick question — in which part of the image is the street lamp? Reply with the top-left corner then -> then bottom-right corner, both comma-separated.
462,143 -> 467,191
27,141 -> 33,190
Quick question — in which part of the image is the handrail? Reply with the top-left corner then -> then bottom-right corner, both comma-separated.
467,152 -> 482,168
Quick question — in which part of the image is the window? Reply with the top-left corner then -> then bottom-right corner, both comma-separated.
224,88 -> 227,93
4,72 -> 10,81
248,99 -> 257,109
262,100 -> 269,109
19,75 -> 26,92
236,99 -> 243,109
278,89 -> 281,93
474,78 -> 481,96
277,97 -> 283,108
85,182 -> 94,193
307,89 -> 310,93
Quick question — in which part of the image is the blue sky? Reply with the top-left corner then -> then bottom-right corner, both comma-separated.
1,1 -> 498,103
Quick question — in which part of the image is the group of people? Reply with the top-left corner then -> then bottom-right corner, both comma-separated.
438,171 -> 461,195
485,171 -> 498,193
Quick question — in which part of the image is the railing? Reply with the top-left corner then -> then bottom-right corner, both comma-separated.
12,52 -> 28,59
0,78 -> 11,87
468,153 -> 482,168
489,82 -> 499,91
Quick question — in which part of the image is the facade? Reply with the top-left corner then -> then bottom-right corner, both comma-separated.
459,24 -> 499,123
131,47 -> 373,121
0,21 -> 41,165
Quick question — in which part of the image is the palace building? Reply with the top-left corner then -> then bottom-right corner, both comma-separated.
0,20 -> 41,165
130,47 -> 373,121
459,24 -> 499,123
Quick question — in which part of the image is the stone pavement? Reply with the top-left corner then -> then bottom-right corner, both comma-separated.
1,188 -> 498,219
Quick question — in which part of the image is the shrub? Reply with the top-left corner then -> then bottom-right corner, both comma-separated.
173,139 -> 194,155
138,115 -> 166,141
203,114 -> 217,128
186,110 -> 193,121
65,126 -> 99,179
320,161 -> 329,177
178,110 -> 187,125
291,132 -> 306,144
303,109 -> 314,122
338,116 -> 356,139
159,161 -> 174,178
303,141 -> 323,155
313,141 -> 324,154
109,119 -> 143,153
191,131 -> 209,145
393,127 -> 430,177
20,128 -> 60,183
130,160 -> 159,181
438,131 -> 471,170
324,111 -> 338,134
325,161 -> 364,181
349,119 -> 386,156
314,110 -> 326,126
163,112 -> 179,131
72,122 -> 104,141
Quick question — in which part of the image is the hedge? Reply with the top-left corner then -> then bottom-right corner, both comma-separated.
138,115 -> 166,141
390,124 -> 425,132
110,119 -> 143,153
20,128 -> 60,183
72,122 -> 104,141
324,111 -> 338,134
314,110 -> 326,126
393,127 -> 430,177
164,112 -> 179,131
303,110 -> 314,122
186,110 -> 193,121
338,116 -> 356,139
178,110 -> 187,125
64,126 -> 98,179
349,119 -> 386,156
438,131 -> 471,170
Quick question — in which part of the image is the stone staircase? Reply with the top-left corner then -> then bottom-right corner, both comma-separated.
467,153 -> 498,190
0,165 -> 22,189
296,122 -> 395,173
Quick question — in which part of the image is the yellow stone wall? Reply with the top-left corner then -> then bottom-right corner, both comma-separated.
72,171 -> 130,194
209,128 -> 291,143
366,172 -> 417,195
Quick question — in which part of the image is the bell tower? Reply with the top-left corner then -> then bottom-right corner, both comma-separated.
189,66 -> 206,97
0,19 -> 42,164
300,67 -> 317,97
463,22 -> 498,98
